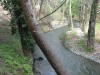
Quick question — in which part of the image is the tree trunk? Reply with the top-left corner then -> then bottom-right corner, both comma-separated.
79,1 -> 83,28
9,0 -> 35,56
17,21 -> 32,56
69,0 -> 73,30
79,0 -> 86,32
82,0 -> 86,32
87,0 -> 99,50
19,0 -> 68,75
14,8 -> 35,56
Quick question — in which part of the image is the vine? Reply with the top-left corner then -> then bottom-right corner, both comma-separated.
0,0 -> 35,54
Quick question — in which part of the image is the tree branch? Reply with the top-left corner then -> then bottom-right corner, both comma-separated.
19,0 -> 68,75
38,0 -> 67,21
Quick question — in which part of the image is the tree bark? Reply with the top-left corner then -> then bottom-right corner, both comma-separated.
17,20 -> 33,56
16,12 -> 34,56
10,0 -> 35,56
82,0 -> 86,32
69,0 -> 73,30
19,0 -> 68,75
79,0 -> 86,32
87,0 -> 99,50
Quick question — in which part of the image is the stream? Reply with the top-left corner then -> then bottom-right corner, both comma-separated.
34,24 -> 100,75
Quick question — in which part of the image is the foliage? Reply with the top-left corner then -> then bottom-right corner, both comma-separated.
79,23 -> 100,52
0,0 -> 20,26
0,36 -> 34,75
60,30 -> 77,46
0,0 -> 35,53
71,0 -> 82,17
61,29 -> 80,50
65,0 -> 82,18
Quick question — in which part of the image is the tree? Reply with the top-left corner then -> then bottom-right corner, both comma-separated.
79,0 -> 92,33
69,0 -> 73,30
87,0 -> 99,50
81,0 -> 86,32
19,0 -> 68,75
0,0 -> 35,56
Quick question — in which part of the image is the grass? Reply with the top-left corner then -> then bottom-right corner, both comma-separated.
95,23 -> 100,42
78,23 -> 100,52
60,29 -> 77,49
0,36 -> 34,75
61,29 -> 76,41
71,29 -> 77,35
78,40 -> 93,52
0,17 -> 34,75
62,23 -> 100,52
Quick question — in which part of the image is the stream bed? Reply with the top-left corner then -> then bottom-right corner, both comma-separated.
34,26 -> 100,75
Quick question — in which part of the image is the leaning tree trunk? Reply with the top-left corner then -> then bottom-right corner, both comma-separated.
87,0 -> 99,50
19,0 -> 68,75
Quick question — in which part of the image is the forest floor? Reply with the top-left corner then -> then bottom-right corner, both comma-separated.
62,23 -> 100,63
0,7 -> 34,75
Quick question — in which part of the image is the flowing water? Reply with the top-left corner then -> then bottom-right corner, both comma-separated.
34,24 -> 100,75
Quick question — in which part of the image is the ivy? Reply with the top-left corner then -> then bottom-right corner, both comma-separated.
0,0 -> 35,53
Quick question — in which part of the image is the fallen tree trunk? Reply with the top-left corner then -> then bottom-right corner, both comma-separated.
19,0 -> 68,75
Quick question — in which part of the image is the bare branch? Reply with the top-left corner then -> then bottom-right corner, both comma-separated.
38,0 -> 67,21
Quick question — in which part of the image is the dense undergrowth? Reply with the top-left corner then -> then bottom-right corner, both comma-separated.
0,35 -> 34,75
